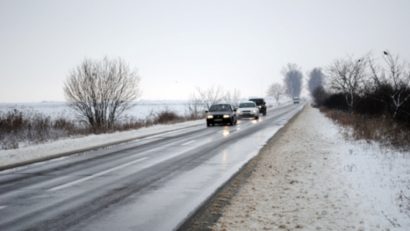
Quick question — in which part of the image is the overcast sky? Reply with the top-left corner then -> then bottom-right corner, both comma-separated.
1,0 -> 409,102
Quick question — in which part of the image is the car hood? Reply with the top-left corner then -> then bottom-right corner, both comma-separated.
238,107 -> 257,111
208,111 -> 232,115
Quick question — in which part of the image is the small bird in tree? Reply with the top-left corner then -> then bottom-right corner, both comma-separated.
383,51 -> 389,55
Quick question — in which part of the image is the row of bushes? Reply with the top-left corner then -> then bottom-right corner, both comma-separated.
0,109 -> 190,150
314,87 -> 410,150
311,53 -> 410,149
0,110 -> 81,149
314,83 -> 410,126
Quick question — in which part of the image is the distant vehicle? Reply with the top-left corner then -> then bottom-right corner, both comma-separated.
237,101 -> 259,120
293,97 -> 300,104
249,98 -> 267,116
206,103 -> 237,127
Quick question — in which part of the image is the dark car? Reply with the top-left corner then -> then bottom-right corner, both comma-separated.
206,103 -> 237,127
249,98 -> 267,116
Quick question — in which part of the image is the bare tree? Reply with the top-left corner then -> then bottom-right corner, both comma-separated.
282,63 -> 303,98
196,85 -> 226,110
186,93 -> 205,119
224,88 -> 241,107
328,56 -> 367,111
186,86 -> 225,118
368,51 -> 410,117
187,86 -> 240,118
308,68 -> 325,96
64,57 -> 141,131
267,83 -> 284,105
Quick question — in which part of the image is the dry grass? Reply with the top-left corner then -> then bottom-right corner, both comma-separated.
321,108 -> 410,150
153,109 -> 186,124
0,108 -> 193,150
0,109 -> 85,149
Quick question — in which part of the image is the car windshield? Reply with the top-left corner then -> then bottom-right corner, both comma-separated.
239,103 -> 256,108
249,99 -> 264,105
209,104 -> 232,112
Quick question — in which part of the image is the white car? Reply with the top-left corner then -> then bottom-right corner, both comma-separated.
237,101 -> 259,120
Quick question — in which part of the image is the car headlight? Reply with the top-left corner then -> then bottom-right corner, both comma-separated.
253,109 -> 257,113
207,115 -> 213,119
223,114 -> 230,118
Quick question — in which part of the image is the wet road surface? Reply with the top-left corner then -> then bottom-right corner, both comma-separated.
0,103 -> 303,231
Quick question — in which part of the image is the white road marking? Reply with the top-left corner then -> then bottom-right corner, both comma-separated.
0,205 -> 7,210
48,157 -> 148,192
181,140 -> 195,146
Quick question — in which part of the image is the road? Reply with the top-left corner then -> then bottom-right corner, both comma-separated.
0,103 -> 303,231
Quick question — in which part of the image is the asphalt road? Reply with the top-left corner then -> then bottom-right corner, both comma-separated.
0,103 -> 303,231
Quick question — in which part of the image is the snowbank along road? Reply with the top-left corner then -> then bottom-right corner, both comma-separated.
0,103 -> 303,231
212,106 -> 410,231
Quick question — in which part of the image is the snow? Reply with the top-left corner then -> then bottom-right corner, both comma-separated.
0,100 -> 189,120
213,106 -> 410,230
0,119 -> 203,169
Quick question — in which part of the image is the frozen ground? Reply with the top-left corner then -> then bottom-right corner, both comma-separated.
213,106 -> 410,231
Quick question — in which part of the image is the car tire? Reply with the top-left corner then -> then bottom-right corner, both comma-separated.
255,116 -> 259,120
229,118 -> 234,126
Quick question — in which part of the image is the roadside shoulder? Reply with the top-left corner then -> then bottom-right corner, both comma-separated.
177,105 -> 306,230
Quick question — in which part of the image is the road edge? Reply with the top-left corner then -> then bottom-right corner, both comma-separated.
176,104 -> 306,231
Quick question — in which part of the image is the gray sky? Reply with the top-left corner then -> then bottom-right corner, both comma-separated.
1,0 -> 409,102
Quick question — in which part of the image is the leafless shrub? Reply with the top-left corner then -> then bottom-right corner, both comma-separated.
368,51 -> 410,118
0,110 -> 79,149
0,109 -> 25,132
153,109 -> 185,124
112,116 -> 145,131
186,93 -> 206,120
64,57 -> 141,132
327,55 -> 367,111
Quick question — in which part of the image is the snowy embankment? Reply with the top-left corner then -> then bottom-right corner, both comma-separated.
0,120 -> 202,169
213,106 -> 410,231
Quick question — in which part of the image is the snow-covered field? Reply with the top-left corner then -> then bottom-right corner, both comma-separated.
0,100 -> 189,120
0,98 -> 283,121
213,106 -> 410,230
